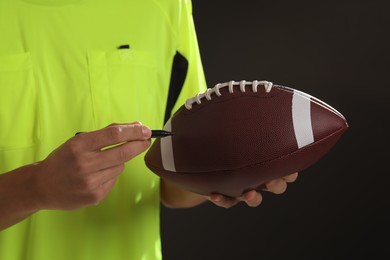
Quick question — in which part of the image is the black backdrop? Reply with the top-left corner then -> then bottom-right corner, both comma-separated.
161,1 -> 389,259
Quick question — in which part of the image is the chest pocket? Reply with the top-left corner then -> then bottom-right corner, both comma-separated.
87,49 -> 165,129
0,53 -> 40,150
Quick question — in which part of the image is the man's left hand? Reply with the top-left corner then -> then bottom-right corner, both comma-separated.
208,172 -> 299,208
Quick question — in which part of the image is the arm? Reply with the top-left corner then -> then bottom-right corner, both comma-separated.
160,172 -> 299,209
160,178 -> 207,208
0,122 -> 151,231
0,164 -> 40,230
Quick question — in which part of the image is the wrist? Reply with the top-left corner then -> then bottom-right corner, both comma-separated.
1,163 -> 45,214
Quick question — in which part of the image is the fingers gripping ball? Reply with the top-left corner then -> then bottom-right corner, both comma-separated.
144,80 -> 348,198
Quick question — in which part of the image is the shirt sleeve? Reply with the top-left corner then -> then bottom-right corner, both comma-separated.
170,0 -> 207,116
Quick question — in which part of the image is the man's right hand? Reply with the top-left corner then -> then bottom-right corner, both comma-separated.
33,122 -> 152,210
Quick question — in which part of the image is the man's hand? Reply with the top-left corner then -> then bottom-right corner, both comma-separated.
33,122 -> 152,210
208,172 -> 299,208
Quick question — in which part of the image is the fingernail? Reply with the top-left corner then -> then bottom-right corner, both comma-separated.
245,191 -> 256,201
211,195 -> 222,202
142,125 -> 151,136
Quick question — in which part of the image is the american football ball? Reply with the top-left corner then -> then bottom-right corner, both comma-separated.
144,80 -> 348,198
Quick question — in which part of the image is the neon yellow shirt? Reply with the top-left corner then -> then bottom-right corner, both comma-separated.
0,0 -> 206,259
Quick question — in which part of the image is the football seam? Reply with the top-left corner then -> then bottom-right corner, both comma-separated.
184,80 -> 275,110
180,89 -> 281,115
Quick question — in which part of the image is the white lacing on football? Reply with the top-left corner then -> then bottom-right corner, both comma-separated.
185,80 -> 273,110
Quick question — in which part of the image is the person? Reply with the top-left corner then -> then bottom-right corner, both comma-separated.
0,0 -> 298,259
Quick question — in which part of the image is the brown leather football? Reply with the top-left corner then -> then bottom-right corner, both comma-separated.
144,80 -> 348,198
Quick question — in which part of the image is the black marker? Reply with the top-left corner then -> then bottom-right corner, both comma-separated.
151,130 -> 174,138
75,130 -> 174,138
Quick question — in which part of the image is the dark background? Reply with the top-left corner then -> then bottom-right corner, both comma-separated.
161,1 -> 389,259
